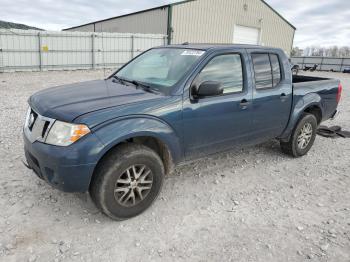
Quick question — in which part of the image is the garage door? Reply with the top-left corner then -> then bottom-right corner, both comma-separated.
233,25 -> 260,45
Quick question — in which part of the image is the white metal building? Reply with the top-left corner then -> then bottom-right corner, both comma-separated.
63,0 -> 296,54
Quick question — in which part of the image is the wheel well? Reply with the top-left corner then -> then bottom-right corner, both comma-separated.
132,136 -> 174,175
304,106 -> 322,124
95,136 -> 174,176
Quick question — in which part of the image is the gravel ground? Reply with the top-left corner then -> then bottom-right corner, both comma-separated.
0,70 -> 349,262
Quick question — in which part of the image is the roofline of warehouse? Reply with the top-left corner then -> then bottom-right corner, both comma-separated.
62,0 -> 193,31
62,4 -> 170,31
260,0 -> 296,30
62,0 -> 296,31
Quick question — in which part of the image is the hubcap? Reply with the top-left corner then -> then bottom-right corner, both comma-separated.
114,165 -> 153,207
297,123 -> 313,149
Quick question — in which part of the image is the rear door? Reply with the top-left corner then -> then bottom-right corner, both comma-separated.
247,50 -> 293,141
182,49 -> 254,159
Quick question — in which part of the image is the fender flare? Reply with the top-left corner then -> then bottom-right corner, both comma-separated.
280,93 -> 323,141
92,115 -> 183,166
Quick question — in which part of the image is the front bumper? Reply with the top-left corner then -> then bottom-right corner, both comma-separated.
23,131 -> 105,192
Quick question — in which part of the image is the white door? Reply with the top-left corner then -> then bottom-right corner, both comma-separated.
233,25 -> 260,45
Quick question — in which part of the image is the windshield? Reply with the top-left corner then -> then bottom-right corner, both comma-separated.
115,48 -> 206,94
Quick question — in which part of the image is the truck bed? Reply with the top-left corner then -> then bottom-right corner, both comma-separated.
292,75 -> 339,90
292,74 -> 340,122
292,75 -> 330,83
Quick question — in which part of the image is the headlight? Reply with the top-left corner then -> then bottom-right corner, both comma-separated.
24,107 -> 31,128
45,120 -> 90,146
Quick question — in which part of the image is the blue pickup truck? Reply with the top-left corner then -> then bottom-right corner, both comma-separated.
23,44 -> 342,220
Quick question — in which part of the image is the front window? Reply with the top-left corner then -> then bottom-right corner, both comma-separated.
115,48 -> 205,93
196,54 -> 244,94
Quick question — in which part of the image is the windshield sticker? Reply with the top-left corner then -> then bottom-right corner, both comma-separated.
181,50 -> 205,56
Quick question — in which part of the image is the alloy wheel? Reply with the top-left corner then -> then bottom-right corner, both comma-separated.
114,165 -> 153,207
297,123 -> 313,149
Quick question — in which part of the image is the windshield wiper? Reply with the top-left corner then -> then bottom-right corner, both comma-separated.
112,76 -> 139,87
112,76 -> 159,94
130,80 -> 160,94
112,75 -> 128,85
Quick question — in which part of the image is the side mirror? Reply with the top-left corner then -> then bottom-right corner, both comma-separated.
192,81 -> 223,99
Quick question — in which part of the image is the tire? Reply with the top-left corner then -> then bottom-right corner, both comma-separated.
280,113 -> 318,157
90,143 -> 164,220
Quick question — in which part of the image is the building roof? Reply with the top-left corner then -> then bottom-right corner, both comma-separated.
260,0 -> 296,30
63,0 -> 296,31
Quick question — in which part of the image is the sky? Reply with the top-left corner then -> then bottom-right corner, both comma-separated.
0,0 -> 349,48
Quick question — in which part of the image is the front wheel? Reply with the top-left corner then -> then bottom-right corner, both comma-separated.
90,143 -> 164,220
280,113 -> 317,157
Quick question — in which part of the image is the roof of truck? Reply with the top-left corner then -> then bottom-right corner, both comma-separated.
164,43 -> 281,51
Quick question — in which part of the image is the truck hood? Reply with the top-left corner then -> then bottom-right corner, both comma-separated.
29,79 -> 162,122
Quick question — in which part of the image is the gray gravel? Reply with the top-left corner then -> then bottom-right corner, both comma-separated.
0,70 -> 349,262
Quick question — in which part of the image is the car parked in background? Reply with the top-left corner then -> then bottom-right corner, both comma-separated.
23,44 -> 342,220
343,67 -> 350,73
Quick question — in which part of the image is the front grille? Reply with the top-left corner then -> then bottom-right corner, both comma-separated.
42,121 -> 50,138
24,108 -> 55,143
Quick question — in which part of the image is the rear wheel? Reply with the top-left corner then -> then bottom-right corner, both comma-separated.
280,113 -> 317,157
90,143 -> 164,220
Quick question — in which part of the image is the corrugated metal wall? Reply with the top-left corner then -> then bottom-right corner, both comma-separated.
66,7 -> 169,35
291,57 -> 350,72
171,0 -> 295,53
0,29 -> 167,72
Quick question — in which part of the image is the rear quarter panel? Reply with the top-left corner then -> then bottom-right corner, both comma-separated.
294,79 -> 339,120
280,79 -> 340,140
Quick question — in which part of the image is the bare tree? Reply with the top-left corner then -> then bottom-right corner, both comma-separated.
293,45 -> 350,57
291,47 -> 303,56
339,46 -> 350,57
330,46 -> 339,57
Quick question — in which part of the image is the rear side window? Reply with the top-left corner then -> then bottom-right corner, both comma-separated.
196,54 -> 243,94
270,54 -> 281,87
252,53 -> 282,89
251,54 -> 273,89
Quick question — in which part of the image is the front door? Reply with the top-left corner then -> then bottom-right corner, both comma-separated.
183,50 -> 253,159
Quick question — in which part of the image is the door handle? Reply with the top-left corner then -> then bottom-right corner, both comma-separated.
280,93 -> 287,101
239,99 -> 250,109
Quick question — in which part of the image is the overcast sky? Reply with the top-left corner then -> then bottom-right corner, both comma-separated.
1,0 -> 348,48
